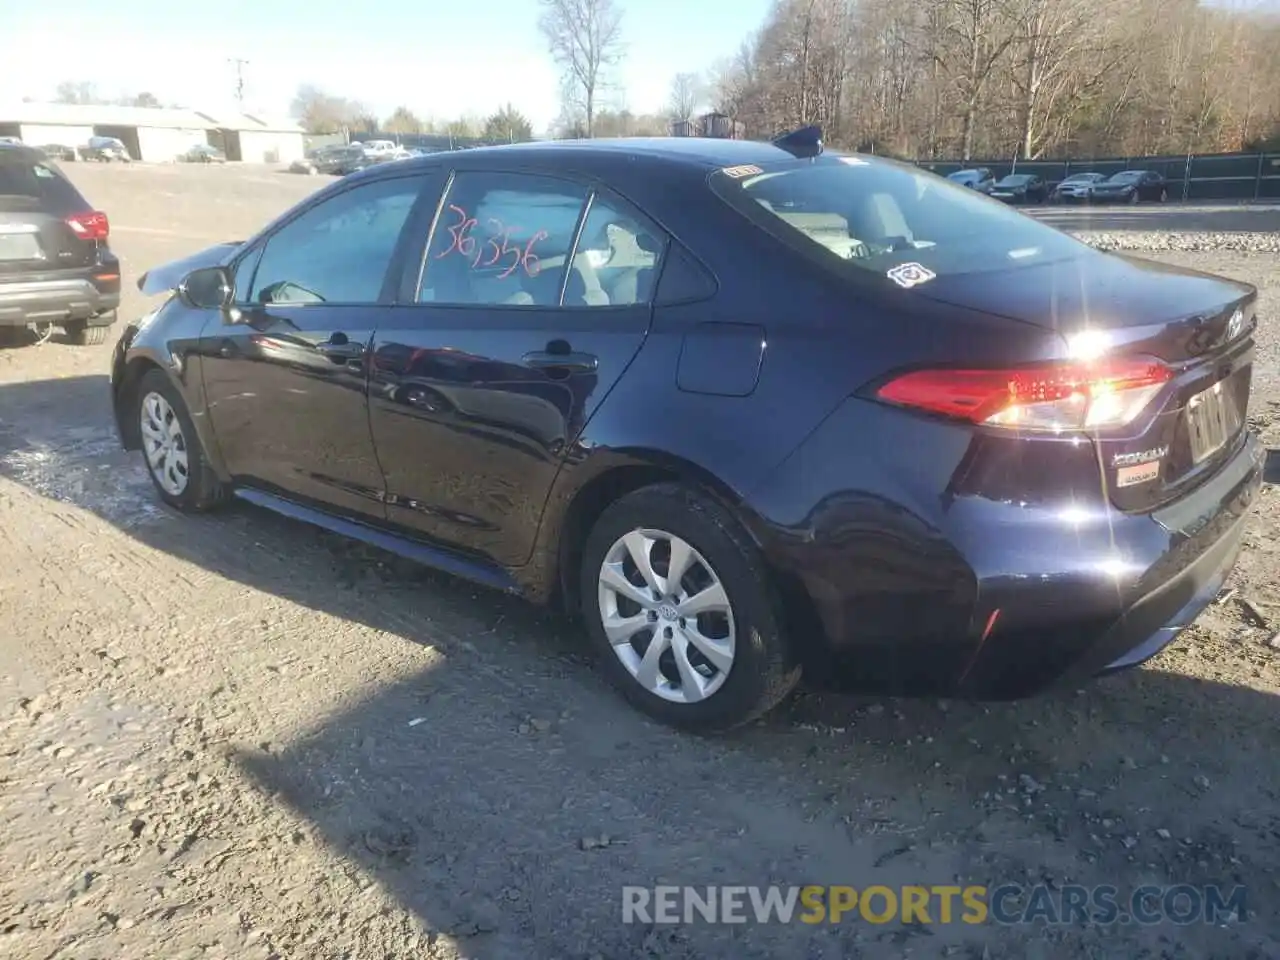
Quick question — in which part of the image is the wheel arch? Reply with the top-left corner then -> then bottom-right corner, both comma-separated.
114,355 -> 165,450
541,451 -> 824,662
113,345 -> 227,481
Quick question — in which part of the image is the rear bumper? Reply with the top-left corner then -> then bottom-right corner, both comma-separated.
0,276 -> 120,327
954,431 -> 1263,697
753,418 -> 1265,699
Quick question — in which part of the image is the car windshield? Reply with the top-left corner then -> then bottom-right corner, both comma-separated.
997,176 -> 1031,185
1065,173 -> 1101,183
947,171 -> 978,181
1108,171 -> 1143,183
712,155 -> 1085,279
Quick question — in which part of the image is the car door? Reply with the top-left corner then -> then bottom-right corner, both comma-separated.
200,171 -> 432,520
368,169 -> 665,567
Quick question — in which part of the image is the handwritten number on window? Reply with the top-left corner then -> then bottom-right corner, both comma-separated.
435,204 -> 545,278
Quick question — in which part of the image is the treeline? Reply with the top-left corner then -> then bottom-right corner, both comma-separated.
707,0 -> 1280,160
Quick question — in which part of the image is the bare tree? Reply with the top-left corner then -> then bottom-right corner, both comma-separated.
667,72 -> 702,121
55,81 -> 103,105
538,0 -> 626,137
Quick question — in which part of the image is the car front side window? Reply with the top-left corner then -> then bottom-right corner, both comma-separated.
248,175 -> 426,305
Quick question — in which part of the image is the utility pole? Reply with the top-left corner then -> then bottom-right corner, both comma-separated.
227,58 -> 249,108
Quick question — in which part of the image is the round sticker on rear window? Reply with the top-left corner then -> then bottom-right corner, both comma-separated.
886,262 -> 935,288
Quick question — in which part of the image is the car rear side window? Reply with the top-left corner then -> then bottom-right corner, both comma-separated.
0,155 -> 87,213
247,175 -> 425,305
570,192 -> 666,307
418,171 -> 589,308
711,156 -> 1085,280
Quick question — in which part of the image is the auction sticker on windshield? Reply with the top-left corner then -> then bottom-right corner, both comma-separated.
886,262 -> 936,288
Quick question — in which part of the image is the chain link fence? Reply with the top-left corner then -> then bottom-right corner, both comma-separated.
917,152 -> 1280,201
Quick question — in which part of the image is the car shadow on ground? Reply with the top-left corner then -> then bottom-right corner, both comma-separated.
3,375 -> 1280,958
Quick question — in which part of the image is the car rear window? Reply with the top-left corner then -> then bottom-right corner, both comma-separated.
710,155 -> 1084,280
0,154 -> 87,213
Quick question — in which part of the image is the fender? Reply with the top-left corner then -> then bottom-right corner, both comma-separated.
110,301 -> 224,480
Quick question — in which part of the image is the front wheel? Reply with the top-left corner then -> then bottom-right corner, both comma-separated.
134,369 -> 228,512
579,483 -> 801,732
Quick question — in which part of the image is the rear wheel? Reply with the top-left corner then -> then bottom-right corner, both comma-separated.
65,315 -> 112,346
579,483 -> 800,732
134,369 -> 228,512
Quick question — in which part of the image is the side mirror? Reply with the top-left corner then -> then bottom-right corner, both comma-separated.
177,265 -> 235,311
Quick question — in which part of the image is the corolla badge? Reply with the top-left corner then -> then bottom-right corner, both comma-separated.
1226,308 -> 1243,342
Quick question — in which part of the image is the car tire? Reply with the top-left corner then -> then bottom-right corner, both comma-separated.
134,369 -> 229,513
579,483 -> 801,732
65,318 -> 110,346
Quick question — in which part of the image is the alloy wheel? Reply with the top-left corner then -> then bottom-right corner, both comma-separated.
596,528 -> 736,704
139,391 -> 190,496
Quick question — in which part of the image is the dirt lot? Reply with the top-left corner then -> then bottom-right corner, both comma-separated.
1,164 -> 1279,960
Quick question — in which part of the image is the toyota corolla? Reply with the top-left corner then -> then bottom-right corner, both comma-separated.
109,128 -> 1265,732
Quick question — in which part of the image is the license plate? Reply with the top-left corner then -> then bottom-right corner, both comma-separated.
0,231 -> 41,261
1186,379 -> 1242,464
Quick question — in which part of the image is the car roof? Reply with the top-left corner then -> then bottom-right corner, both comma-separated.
385,137 -> 821,173
0,142 -> 46,162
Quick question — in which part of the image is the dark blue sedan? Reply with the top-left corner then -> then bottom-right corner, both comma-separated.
108,127 -> 1264,731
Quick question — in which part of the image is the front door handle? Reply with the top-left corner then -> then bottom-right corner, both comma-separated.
317,339 -> 365,359
522,350 -> 598,373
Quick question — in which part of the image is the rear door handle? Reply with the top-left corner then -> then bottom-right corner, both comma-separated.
317,339 -> 365,359
522,350 -> 598,372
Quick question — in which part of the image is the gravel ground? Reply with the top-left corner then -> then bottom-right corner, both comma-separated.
1,164 -> 1278,960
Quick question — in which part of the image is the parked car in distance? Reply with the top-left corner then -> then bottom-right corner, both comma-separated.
0,142 -> 120,345
1049,172 -> 1106,203
292,145 -> 375,176
181,144 -> 227,164
945,167 -> 995,193
1088,169 -> 1169,204
109,129 -> 1263,732
354,139 -> 409,162
330,145 -> 380,175
36,144 -> 78,162
0,136 -> 23,146
989,173 -> 1046,204
81,136 -> 132,162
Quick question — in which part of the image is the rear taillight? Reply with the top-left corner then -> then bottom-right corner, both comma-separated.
875,357 -> 1172,432
66,210 -> 109,241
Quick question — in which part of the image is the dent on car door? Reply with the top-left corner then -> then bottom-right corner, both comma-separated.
368,171 -> 664,567
200,173 -> 431,518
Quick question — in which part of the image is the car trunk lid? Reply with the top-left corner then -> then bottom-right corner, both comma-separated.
0,203 -> 99,276
905,250 -> 1257,512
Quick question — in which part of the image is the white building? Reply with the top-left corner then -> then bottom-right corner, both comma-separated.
0,102 -> 214,161
197,112 -> 306,164
0,103 -> 306,164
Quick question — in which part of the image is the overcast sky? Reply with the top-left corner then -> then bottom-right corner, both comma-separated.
0,0 -> 771,131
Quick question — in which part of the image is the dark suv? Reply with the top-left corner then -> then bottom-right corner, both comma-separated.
0,143 -> 120,345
